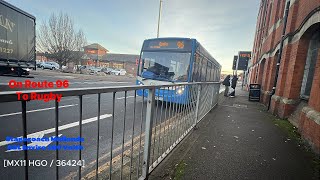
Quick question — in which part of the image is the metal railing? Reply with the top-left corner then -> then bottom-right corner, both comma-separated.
0,82 -> 220,180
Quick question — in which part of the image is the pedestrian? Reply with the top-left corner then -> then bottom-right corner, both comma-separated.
222,75 -> 231,97
229,75 -> 238,97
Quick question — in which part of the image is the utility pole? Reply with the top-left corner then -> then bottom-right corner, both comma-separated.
235,55 -> 239,76
157,0 -> 163,38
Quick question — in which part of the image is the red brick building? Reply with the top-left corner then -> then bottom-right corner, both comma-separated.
82,43 -> 140,75
247,0 -> 320,153
83,43 -> 109,67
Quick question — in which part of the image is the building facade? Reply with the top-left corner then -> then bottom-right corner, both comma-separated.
83,43 -> 109,67
248,0 -> 320,153
37,43 -> 140,76
104,53 -> 140,75
82,44 -> 139,75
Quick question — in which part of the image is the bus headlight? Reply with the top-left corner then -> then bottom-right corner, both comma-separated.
176,87 -> 185,95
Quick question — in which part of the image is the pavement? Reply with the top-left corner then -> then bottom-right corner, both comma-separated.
149,88 -> 319,180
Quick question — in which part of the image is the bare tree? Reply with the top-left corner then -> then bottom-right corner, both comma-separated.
37,12 -> 87,68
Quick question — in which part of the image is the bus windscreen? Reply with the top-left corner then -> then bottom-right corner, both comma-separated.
139,51 -> 191,82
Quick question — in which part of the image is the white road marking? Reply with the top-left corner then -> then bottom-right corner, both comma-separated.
54,76 -> 76,79
0,114 -> 112,147
116,96 -> 135,100
0,104 -> 78,118
62,96 -> 92,101
219,88 -> 225,94
6,134 -> 63,152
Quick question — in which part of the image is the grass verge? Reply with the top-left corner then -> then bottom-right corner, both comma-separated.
172,160 -> 186,180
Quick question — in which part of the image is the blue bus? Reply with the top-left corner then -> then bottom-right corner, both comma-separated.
136,37 -> 221,104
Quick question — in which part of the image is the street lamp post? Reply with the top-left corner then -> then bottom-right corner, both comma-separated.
157,0 -> 163,38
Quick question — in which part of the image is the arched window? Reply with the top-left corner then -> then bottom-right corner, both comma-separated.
300,33 -> 320,99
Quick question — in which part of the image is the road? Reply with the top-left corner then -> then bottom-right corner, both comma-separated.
0,70 -> 223,179
0,70 -> 146,179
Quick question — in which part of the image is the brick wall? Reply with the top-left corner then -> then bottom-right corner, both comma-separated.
275,44 -> 292,96
250,0 -> 320,65
299,112 -> 320,153
294,0 -> 320,31
248,0 -> 320,152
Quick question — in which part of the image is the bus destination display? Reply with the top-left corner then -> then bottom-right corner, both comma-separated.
142,39 -> 192,51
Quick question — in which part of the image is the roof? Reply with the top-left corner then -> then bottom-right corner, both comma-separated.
83,43 -> 108,51
37,51 -> 85,57
105,53 -> 140,63
82,53 -> 140,63
145,37 -> 193,41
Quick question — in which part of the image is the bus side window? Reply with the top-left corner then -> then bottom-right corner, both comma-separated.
212,67 -> 215,81
192,61 -> 197,81
216,68 -> 219,81
211,67 -> 215,81
140,58 -> 144,74
192,53 -> 201,81
201,58 -> 207,82
207,62 -> 212,81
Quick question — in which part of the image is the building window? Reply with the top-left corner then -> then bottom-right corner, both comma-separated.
265,3 -> 273,36
300,33 -> 320,99
262,1 -> 269,27
275,0 -> 282,20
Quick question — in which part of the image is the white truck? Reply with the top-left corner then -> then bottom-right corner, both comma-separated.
0,0 -> 36,76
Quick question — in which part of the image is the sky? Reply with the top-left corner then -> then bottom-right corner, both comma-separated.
5,0 -> 260,73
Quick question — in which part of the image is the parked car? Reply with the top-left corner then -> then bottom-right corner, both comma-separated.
111,69 -> 126,76
36,61 -> 42,68
40,62 -> 59,70
79,65 -> 87,69
102,67 -> 114,74
89,67 -> 102,75
78,65 -> 93,70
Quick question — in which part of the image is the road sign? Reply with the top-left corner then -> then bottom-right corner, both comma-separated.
237,51 -> 251,71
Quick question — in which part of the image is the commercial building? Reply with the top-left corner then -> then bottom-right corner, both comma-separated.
37,43 -> 140,75
82,44 -> 140,75
247,0 -> 320,153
